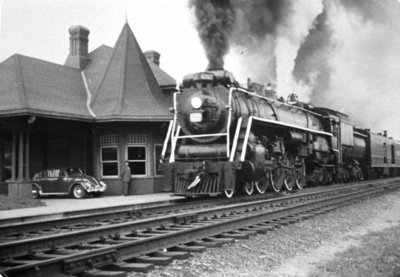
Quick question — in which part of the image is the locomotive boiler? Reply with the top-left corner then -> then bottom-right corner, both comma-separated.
162,69 -> 400,197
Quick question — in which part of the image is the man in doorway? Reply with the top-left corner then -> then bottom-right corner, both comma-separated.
120,160 -> 131,196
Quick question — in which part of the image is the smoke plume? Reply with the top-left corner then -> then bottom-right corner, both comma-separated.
189,0 -> 236,70
190,0 -> 400,138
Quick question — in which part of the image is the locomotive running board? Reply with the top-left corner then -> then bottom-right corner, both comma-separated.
251,116 -> 333,137
238,116 -> 333,162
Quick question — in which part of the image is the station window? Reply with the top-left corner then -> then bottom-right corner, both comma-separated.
127,134 -> 147,176
392,145 -> 395,164
100,135 -> 119,177
383,143 -> 387,164
3,140 -> 13,181
101,146 -> 119,177
154,144 -> 164,176
127,146 -> 146,176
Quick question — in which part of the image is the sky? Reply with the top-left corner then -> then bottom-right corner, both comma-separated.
0,0 -> 209,83
0,0 -> 400,139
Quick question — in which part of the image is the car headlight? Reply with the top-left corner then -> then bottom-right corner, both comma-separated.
82,181 -> 92,189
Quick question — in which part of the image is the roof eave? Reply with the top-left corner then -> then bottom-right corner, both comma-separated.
0,109 -> 95,122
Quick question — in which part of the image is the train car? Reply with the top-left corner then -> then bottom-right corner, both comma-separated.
161,69 -> 400,198
367,131 -> 400,177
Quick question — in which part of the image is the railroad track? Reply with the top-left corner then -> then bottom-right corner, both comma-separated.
1,179 -> 399,277
0,180 -> 373,237
0,180 -> 371,240
0,191 -> 285,238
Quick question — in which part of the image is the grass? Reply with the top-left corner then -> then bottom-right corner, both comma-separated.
310,225 -> 400,277
0,195 -> 45,210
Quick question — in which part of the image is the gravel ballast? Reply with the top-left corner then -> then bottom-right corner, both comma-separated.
129,189 -> 400,277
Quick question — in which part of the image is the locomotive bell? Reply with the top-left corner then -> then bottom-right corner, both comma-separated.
287,93 -> 299,105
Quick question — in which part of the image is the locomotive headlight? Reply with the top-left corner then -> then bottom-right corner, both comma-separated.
191,97 -> 202,109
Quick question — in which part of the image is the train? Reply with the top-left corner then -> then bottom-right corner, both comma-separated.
161,69 -> 400,198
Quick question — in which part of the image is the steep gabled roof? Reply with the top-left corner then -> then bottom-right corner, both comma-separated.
90,23 -> 172,121
84,44 -> 176,92
0,54 -> 92,120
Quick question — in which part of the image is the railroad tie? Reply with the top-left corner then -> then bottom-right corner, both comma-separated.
106,262 -> 154,273
80,269 -> 126,277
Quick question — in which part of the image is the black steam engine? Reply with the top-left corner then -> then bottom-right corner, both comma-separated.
162,69 -> 400,197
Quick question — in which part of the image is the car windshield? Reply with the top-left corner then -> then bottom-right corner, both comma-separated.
66,168 -> 83,175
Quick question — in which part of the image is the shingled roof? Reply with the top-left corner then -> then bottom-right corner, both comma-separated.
0,23 -> 175,122
84,45 -> 176,94
89,23 -> 172,121
0,54 -> 92,120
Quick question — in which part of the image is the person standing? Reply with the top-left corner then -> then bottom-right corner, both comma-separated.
120,160 -> 131,196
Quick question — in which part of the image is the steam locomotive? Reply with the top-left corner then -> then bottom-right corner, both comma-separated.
161,69 -> 400,198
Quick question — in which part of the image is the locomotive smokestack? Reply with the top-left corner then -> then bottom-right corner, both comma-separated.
207,66 -> 224,71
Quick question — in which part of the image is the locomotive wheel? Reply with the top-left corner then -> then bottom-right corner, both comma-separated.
244,181 -> 254,195
296,174 -> 306,189
271,167 -> 284,192
295,158 -> 306,189
224,189 -> 234,198
255,174 -> 269,194
284,170 -> 296,191
283,154 -> 295,191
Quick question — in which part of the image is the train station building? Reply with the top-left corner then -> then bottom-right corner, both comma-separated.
0,22 -> 176,195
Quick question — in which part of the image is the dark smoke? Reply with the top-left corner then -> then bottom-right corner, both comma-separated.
190,0 -> 236,70
231,0 -> 289,46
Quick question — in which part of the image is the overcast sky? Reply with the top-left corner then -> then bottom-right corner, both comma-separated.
1,0 -> 400,138
0,0 -> 215,83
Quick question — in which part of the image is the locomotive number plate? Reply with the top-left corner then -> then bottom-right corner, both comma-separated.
190,112 -> 203,122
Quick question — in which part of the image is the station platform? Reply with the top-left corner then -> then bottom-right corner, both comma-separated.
0,193 -> 184,225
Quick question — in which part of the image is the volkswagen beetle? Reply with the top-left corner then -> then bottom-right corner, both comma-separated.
32,168 -> 107,199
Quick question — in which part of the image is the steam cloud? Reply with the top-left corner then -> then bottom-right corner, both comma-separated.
190,0 -> 400,138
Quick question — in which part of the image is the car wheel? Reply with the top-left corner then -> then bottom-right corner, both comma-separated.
92,192 -> 103,197
72,184 -> 86,199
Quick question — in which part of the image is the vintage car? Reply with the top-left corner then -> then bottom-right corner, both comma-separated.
32,168 -> 107,199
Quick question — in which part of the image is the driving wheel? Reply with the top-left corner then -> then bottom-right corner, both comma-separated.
295,157 -> 306,189
224,189 -> 234,198
255,174 -> 269,194
244,181 -> 254,195
271,167 -> 284,192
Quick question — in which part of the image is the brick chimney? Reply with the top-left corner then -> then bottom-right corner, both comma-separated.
144,50 -> 160,66
65,25 -> 90,69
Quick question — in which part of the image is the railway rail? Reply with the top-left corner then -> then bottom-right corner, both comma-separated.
0,180 -> 373,237
1,178 -> 399,277
0,191 -> 286,238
